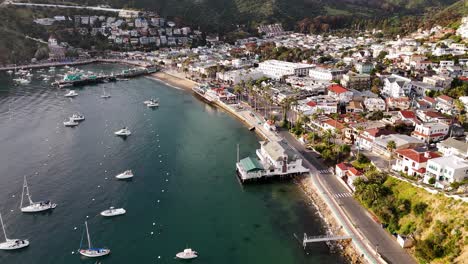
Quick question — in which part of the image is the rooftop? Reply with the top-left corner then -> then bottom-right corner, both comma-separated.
395,148 -> 440,163
261,140 -> 299,161
328,84 -> 349,94
429,156 -> 468,169
437,138 -> 468,154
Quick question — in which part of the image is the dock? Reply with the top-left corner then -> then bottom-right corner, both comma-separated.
53,66 -> 157,88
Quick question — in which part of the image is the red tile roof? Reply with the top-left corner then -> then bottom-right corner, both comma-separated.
395,148 -> 440,163
348,167 -> 363,176
422,96 -> 436,104
365,128 -> 395,137
324,119 -> 346,130
328,85 -> 349,94
306,101 -> 317,107
437,95 -> 453,103
336,162 -> 349,171
421,111 -> 445,119
399,110 -> 416,119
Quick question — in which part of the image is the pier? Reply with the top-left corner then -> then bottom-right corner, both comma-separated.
301,233 -> 352,248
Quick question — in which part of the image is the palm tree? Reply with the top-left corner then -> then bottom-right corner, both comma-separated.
323,129 -> 333,147
386,140 -> 396,170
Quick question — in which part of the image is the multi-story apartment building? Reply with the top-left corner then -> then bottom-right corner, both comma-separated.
340,71 -> 371,90
411,122 -> 449,143
258,60 -> 313,80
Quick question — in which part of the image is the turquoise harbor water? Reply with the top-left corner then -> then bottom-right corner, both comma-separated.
0,64 -> 344,264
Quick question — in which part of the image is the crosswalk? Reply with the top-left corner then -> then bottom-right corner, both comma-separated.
332,192 -> 353,198
318,168 -> 332,174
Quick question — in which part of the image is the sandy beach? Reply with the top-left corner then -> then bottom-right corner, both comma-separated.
150,70 -> 198,90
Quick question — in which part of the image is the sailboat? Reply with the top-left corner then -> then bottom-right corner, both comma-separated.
0,212 -> 29,250
78,221 -> 110,258
101,87 -> 111,99
20,176 -> 57,213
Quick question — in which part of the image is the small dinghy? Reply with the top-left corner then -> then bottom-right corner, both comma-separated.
64,118 -> 79,127
115,170 -> 133,180
64,90 -> 78,97
176,248 -> 198,259
100,207 -> 126,217
114,127 -> 131,136
70,113 -> 85,122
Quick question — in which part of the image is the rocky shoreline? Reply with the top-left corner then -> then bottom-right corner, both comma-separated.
294,175 -> 365,264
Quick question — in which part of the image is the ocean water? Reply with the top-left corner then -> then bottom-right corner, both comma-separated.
0,64 -> 345,264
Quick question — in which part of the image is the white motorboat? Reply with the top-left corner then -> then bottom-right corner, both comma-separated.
64,90 -> 78,97
70,113 -> 85,122
43,77 -> 50,81
0,212 -> 29,250
78,221 -> 110,258
20,176 -> 57,213
100,207 -> 126,217
114,127 -> 131,136
143,98 -> 159,106
6,70 -> 13,74
59,83 -> 73,88
175,248 -> 198,259
13,78 -> 30,85
48,67 -> 55,72
64,118 -> 79,127
146,100 -> 159,108
115,170 -> 133,180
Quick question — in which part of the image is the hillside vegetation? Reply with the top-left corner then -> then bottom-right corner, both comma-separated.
355,174 -> 468,263
31,0 -> 464,33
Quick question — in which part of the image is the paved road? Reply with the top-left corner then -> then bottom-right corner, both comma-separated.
279,130 -> 416,264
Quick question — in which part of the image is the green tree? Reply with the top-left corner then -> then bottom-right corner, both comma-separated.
386,140 -> 396,170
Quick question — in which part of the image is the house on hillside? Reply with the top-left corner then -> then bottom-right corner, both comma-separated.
327,85 -> 353,103
393,148 -> 440,177
382,74 -> 411,98
424,156 -> 468,189
411,122 -> 449,143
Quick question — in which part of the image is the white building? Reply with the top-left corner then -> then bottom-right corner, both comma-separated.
424,156 -> 468,188
382,74 -> 411,98
308,67 -> 347,81
258,60 -> 313,80
422,75 -> 452,89
363,98 -> 386,112
327,84 -> 353,103
411,122 -> 449,143
437,138 -> 468,159
355,61 -> 374,74
295,96 -> 338,115
236,140 -> 309,182
216,68 -> 265,84
393,148 -> 440,177
408,81 -> 442,97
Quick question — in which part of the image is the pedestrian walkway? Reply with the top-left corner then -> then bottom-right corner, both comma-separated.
318,168 -> 332,174
332,192 -> 353,198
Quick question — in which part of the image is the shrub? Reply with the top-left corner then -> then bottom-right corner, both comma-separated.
413,202 -> 429,215
428,177 -> 436,185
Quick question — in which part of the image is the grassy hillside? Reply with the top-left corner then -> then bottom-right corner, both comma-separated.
355,174 -> 468,263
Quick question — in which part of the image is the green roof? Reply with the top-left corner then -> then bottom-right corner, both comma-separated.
239,157 -> 264,172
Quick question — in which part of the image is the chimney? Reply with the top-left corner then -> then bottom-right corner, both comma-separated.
424,151 -> 431,159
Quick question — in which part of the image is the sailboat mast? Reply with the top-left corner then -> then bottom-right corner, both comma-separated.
85,221 -> 92,249
24,177 -> 33,205
20,176 -> 25,209
0,213 -> 8,242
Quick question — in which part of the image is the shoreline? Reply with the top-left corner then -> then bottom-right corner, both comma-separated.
150,71 -> 198,91
149,70 -> 363,263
